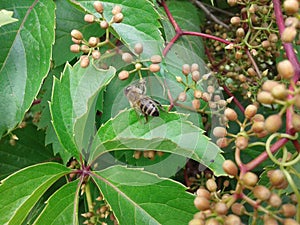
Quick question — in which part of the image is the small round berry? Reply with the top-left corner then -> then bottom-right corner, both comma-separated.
88,37 -> 99,47
178,92 -> 187,102
205,218 -> 219,225
275,179 -> 289,190
281,204 -> 297,217
234,51 -> 243,60
182,64 -> 191,76
196,188 -> 211,199
149,64 -> 160,72
236,28 -> 245,37
194,90 -> 202,99
194,196 -> 210,211
224,108 -> 238,121
133,150 -> 141,159
244,104 -> 257,119
242,172 -> 258,187
252,114 -> 265,122
206,179 -> 217,192
283,0 -> 299,15
93,1 -> 104,13
264,114 -> 282,133
271,84 -> 288,100
222,160 -> 238,176
122,52 -> 133,63
176,76 -> 183,83
216,137 -> 228,148
214,202 -> 228,215
72,37 -> 82,44
100,20 -> 109,29
84,14 -> 95,23
92,50 -> 101,59
262,80 -> 279,92
268,193 -> 282,208
80,56 -> 90,68
71,29 -> 83,40
227,0 -> 237,6
135,62 -> 142,70
257,91 -> 274,104
134,43 -> 143,54
192,71 -> 200,82
253,185 -> 271,201
281,26 -> 297,43
277,59 -> 295,79
112,5 -> 122,15
247,67 -> 257,77
192,99 -> 201,110
263,216 -> 278,225
235,136 -> 248,150
269,169 -> 286,186
213,127 -> 227,138
113,13 -> 124,23
269,33 -> 278,43
230,16 -> 241,26
261,40 -> 271,49
251,121 -> 265,133
283,219 -> 299,225
118,70 -> 129,80
202,92 -> 211,102
70,44 -> 81,53
81,45 -> 90,53
188,219 -> 204,225
191,63 -> 199,72
292,113 -> 300,131
150,55 -> 162,64
207,85 -> 215,94
224,214 -> 242,225
290,194 -> 298,203
231,203 -> 245,216
285,17 -> 299,28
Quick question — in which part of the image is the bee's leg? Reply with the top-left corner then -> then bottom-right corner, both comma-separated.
144,114 -> 149,124
153,99 -> 166,112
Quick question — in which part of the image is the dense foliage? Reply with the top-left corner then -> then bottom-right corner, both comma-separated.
0,0 -> 299,225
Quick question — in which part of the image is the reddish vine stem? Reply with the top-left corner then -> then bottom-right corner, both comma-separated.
222,85 -> 245,112
158,0 -> 246,115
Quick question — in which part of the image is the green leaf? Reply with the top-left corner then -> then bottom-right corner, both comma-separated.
76,0 -> 164,56
92,165 -> 198,225
162,1 -> 205,58
0,0 -> 55,137
53,0 -> 106,67
0,162 -> 71,225
0,9 -> 18,27
33,180 -> 80,225
50,61 -> 116,160
90,109 -> 225,176
0,123 -> 55,179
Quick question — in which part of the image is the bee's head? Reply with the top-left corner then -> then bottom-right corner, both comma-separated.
124,85 -> 132,96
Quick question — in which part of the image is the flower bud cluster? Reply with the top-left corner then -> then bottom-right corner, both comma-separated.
118,43 -> 162,80
70,2 -> 125,68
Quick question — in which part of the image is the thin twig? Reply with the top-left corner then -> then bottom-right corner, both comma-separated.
192,0 -> 230,30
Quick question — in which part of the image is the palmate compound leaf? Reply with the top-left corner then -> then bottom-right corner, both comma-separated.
0,0 -> 55,137
89,109 -> 225,176
49,61 -> 116,160
92,165 -> 198,225
0,162 -> 71,225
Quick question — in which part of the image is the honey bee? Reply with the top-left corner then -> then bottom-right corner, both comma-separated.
124,79 -> 163,122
